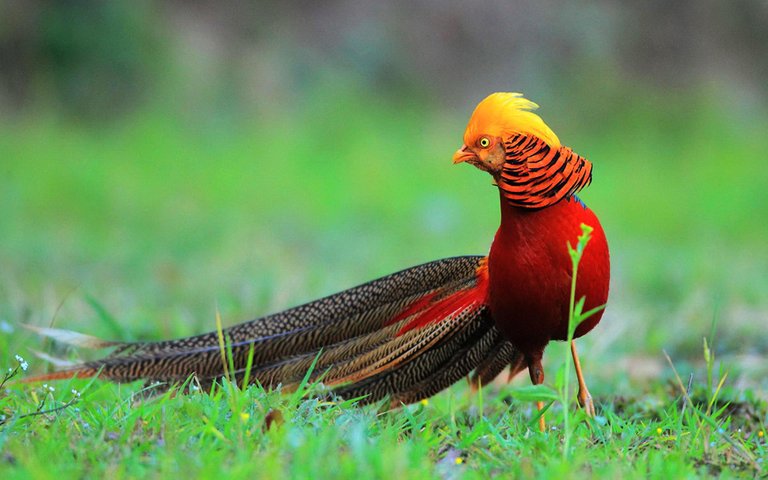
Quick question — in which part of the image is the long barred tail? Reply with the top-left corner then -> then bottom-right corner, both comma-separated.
25,256 -> 522,404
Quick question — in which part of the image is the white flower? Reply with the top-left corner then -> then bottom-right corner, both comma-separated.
14,354 -> 28,371
71,389 -> 81,397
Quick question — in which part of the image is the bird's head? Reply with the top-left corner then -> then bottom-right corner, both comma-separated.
453,93 -> 593,209
453,92 -> 560,177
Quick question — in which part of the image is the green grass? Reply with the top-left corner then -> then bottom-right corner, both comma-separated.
1,89 -> 767,478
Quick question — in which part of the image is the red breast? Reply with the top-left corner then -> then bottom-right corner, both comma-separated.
487,193 -> 610,356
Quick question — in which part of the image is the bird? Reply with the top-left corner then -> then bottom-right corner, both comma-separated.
25,93 -> 610,425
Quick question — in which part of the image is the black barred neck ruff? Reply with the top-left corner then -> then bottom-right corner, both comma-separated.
498,134 -> 592,210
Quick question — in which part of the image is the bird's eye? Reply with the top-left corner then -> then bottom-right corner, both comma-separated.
478,137 -> 491,148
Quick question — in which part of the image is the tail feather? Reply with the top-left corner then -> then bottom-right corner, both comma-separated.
21,367 -> 100,382
119,257 -> 481,358
240,322 -> 407,388
240,310 -> 478,393
24,256 -> 524,405
392,324 -> 504,405
468,340 -> 524,391
22,325 -> 125,350
324,308 -> 476,386
334,307 -> 496,404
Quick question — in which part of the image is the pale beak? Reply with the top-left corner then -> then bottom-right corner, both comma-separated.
453,144 -> 477,164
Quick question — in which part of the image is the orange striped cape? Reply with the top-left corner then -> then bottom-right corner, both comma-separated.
499,134 -> 592,209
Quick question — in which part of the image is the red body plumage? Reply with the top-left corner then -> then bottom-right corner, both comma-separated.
488,193 -> 610,358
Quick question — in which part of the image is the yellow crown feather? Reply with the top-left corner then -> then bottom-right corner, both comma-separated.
463,93 -> 560,148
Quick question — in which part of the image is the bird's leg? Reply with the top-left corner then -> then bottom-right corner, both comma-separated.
570,340 -> 595,417
527,356 -> 546,433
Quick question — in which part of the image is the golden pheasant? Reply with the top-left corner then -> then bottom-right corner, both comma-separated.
26,93 -> 610,421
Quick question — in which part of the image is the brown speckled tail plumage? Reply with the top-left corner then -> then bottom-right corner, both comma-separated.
28,256 -> 520,405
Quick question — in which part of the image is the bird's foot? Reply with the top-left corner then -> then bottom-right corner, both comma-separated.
576,387 -> 596,418
528,356 -> 547,433
570,340 -> 596,418
536,400 -> 546,432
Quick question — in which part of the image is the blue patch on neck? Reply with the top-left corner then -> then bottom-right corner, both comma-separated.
570,195 -> 587,209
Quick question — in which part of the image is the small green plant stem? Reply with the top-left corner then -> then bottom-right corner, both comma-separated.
562,223 -> 598,458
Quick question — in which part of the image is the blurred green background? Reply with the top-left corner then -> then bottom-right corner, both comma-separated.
1,0 -> 767,397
